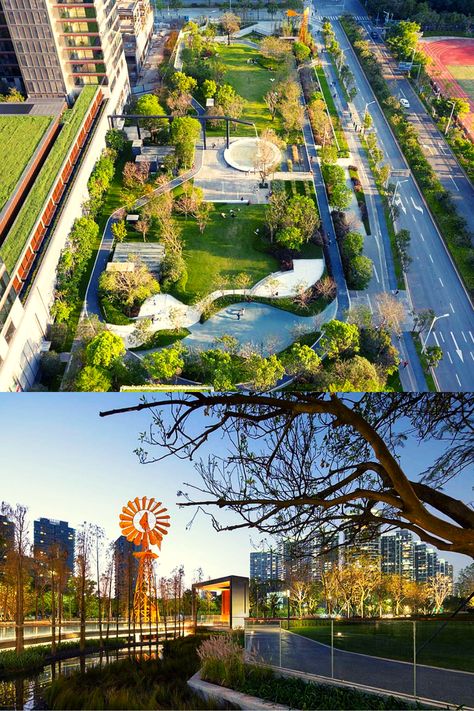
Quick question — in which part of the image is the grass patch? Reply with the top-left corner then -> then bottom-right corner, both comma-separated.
45,635 -> 215,710
0,115 -> 53,214
412,331 -> 437,391
168,204 -> 279,304
0,86 -> 99,274
291,620 -> 474,672
130,327 -> 190,350
314,65 -> 349,157
200,291 -> 331,322
212,43 -> 285,135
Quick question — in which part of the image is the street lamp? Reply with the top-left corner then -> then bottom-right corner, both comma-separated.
390,178 -> 409,211
362,100 -> 376,133
286,589 -> 290,628
422,313 -> 449,352
445,100 -> 456,135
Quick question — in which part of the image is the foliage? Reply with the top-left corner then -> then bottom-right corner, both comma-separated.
320,319 -> 360,359
248,354 -> 285,391
170,116 -> 201,168
0,86 -> 98,273
321,163 -> 352,210
85,331 -> 125,368
45,635 -> 214,710
134,93 -> 168,135
283,342 -> 322,379
293,40 -> 311,62
99,259 -> 160,317
198,634 -> 245,688
0,114 -> 52,213
143,344 -> 185,382
219,12 -> 241,45
75,365 -> 112,392
276,225 -> 304,251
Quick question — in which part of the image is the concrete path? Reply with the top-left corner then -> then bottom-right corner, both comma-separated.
111,259 -> 326,348
247,628 -> 474,707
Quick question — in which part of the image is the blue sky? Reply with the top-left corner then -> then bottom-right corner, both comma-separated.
0,394 -> 471,581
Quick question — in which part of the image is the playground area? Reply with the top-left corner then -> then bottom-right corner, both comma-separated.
420,37 -> 474,137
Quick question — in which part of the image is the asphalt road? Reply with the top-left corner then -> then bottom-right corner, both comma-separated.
312,0 -> 474,390
358,19 -> 474,239
247,628 -> 474,707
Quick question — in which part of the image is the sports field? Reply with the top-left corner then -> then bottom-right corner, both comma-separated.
447,64 -> 474,102
421,37 -> 474,136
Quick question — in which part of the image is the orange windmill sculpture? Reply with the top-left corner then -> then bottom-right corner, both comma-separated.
119,497 -> 170,623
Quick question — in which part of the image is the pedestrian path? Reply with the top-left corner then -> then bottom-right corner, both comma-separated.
247,628 -> 474,708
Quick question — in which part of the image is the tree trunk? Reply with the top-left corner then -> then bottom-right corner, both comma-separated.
51,570 -> 56,655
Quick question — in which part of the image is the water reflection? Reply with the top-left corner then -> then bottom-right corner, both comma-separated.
0,647 -> 161,710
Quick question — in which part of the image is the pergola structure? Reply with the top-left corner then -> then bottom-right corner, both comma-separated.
192,575 -> 249,629
108,114 -> 255,149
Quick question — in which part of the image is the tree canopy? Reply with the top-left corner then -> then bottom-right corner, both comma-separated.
100,393 -> 474,559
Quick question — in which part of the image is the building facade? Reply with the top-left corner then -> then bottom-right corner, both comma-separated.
33,517 -> 75,572
117,0 -> 153,84
0,0 -> 130,104
114,535 -> 140,610
0,1 -> 24,92
250,550 -> 284,583
381,529 -> 415,579
0,514 -> 15,567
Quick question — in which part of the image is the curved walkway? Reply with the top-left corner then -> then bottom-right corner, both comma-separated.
110,258 -> 326,348
83,147 -> 204,322
248,628 -> 474,707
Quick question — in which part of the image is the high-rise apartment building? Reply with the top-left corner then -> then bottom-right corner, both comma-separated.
414,542 -> 438,582
344,528 -> 381,566
250,550 -> 284,583
0,514 -> 15,566
0,0 -> 130,104
0,2 -> 23,92
380,530 -> 416,579
251,534 -> 340,584
117,0 -> 153,84
33,517 -> 75,572
114,535 -> 140,610
0,0 -> 130,390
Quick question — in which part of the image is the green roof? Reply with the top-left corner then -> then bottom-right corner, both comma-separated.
0,115 -> 53,214
0,86 -> 99,274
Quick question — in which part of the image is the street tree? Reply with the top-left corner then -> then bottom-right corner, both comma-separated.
219,12 -> 241,45
290,580 -> 312,618
260,36 -> 292,62
425,345 -> 443,369
100,393 -> 474,560
427,573 -> 452,613
375,292 -> 406,334
0,504 -> 28,653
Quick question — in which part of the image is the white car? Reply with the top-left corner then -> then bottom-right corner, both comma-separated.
400,98 -> 410,109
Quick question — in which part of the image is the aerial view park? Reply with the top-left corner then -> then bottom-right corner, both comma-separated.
33,4 -> 440,395
0,392 -> 473,709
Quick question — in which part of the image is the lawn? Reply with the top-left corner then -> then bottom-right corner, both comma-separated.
214,43 -> 284,135
168,204 -> 279,304
0,86 -> 99,274
0,115 -> 53,214
290,620 -> 474,672
447,64 -> 474,101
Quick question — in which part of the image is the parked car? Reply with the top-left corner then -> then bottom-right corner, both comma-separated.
400,97 -> 410,109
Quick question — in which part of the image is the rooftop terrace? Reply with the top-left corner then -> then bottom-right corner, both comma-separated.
0,86 -> 99,275
0,115 -> 53,215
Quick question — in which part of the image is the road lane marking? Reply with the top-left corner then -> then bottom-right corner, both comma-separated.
428,253 -> 433,263
470,331 -> 474,344
462,332 -> 467,342
456,373 -> 462,387
449,302 -> 455,314
447,351 -> 453,363
439,277 -> 444,287
471,351 -> 474,361
451,332 -> 464,362
433,332 -> 440,346
373,264 -> 380,283
440,332 -> 445,342
410,197 -> 423,213
449,176 -> 459,191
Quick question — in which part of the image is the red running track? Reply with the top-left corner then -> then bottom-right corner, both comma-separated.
420,37 -> 474,137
